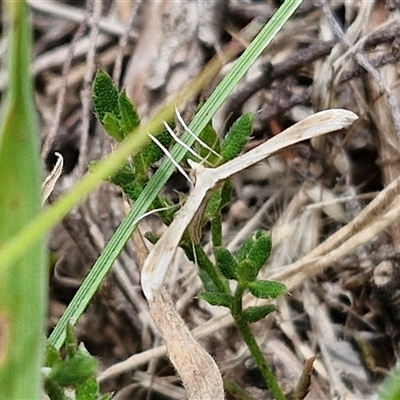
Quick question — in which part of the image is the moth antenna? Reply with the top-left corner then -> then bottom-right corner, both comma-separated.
148,133 -> 194,187
175,107 -> 222,160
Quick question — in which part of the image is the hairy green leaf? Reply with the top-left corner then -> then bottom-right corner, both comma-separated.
247,232 -> 272,273
108,163 -> 136,187
198,292 -> 233,308
242,305 -> 277,323
118,90 -> 140,137
76,376 -> 99,400
221,113 -> 254,162
247,280 -> 287,299
92,70 -> 120,122
214,247 -> 237,280
236,259 -> 258,284
140,129 -> 173,168
235,236 -> 256,263
45,343 -> 62,369
121,180 -> 144,201
102,112 -> 123,142
205,189 -> 222,220
194,122 -> 221,166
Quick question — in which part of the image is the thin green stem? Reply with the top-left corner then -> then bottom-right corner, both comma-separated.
232,285 -> 286,400
234,317 -> 286,400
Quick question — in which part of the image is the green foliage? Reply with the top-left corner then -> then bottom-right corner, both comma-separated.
236,259 -> 259,284
215,246 -> 237,280
242,305 -> 278,324
92,72 -> 182,226
44,325 -> 109,400
246,233 -> 272,272
190,123 -> 221,166
247,280 -> 287,299
194,229 -> 287,398
91,68 -> 287,399
138,128 -> 173,169
194,231 -> 286,307
119,90 -> 140,134
235,235 -> 256,263
92,70 -> 120,122
221,113 -> 254,162
198,292 -> 233,307
93,70 -> 140,142
102,113 -> 122,141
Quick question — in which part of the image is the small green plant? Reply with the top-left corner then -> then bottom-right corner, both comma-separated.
44,324 -> 111,400
93,70 -> 288,399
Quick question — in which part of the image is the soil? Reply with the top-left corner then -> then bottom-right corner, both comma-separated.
16,0 -> 400,399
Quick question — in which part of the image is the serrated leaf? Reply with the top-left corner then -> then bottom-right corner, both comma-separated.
92,70 -> 120,122
102,112 -> 123,141
247,232 -> 272,273
247,280 -> 287,299
198,292 -> 233,307
236,259 -> 258,284
118,90 -> 140,138
221,113 -> 254,162
214,247 -> 237,280
242,305 -> 277,323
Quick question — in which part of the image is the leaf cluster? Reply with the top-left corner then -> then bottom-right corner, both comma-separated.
198,231 -> 286,323
44,324 -> 111,400
93,70 -> 178,222
92,70 -> 255,233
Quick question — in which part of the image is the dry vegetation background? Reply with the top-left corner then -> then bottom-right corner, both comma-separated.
6,0 -> 400,399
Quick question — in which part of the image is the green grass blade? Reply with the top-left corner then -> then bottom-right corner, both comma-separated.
48,0 -> 302,348
0,1 -> 46,398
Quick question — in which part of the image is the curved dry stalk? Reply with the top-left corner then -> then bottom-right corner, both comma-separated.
139,109 -> 357,400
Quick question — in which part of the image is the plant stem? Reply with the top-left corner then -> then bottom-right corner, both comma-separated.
232,285 -> 286,400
